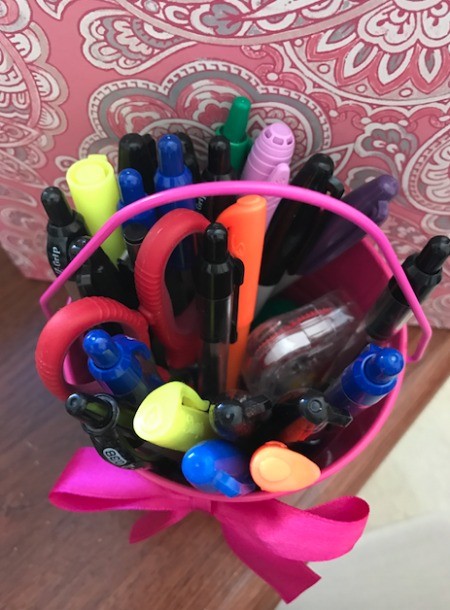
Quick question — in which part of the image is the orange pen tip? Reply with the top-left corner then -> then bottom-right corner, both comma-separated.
250,441 -> 321,493
235,194 -> 267,208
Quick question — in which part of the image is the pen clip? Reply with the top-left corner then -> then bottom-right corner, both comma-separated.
230,257 -> 244,344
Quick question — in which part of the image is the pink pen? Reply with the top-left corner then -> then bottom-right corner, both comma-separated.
242,122 -> 295,226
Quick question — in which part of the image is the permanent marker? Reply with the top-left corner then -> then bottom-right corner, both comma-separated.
118,132 -> 157,195
177,132 -> 201,183
216,96 -> 252,174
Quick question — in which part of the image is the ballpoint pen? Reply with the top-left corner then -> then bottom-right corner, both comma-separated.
241,122 -> 295,226
257,154 -> 343,310
177,132 -> 201,183
196,136 -> 237,221
118,168 -> 158,230
118,132 -> 157,195
194,223 -> 243,398
216,96 -> 252,174
217,195 -> 267,389
66,154 -> 125,264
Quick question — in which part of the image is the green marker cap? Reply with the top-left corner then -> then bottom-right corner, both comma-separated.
216,96 -> 252,173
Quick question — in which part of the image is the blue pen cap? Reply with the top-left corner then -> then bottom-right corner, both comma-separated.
182,440 -> 255,498
118,168 -> 158,229
341,344 -> 404,407
157,134 -> 185,177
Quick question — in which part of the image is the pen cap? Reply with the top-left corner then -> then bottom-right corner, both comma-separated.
118,133 -> 156,194
176,132 -> 201,183
118,168 -> 157,229
66,154 -> 124,264
133,382 -> 214,452
41,186 -> 76,227
157,134 -> 185,177
209,391 -> 272,441
242,122 -> 295,180
415,235 -> 450,274
207,136 -> 233,176
216,96 -> 252,172
123,222 -> 147,266
66,392 -> 114,429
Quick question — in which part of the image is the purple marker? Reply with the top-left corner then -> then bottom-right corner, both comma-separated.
242,122 -> 295,226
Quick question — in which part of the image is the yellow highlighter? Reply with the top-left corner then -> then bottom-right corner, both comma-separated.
66,154 -> 125,264
133,382 -> 216,452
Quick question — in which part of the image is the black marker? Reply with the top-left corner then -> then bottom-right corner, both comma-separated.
122,222 -> 148,268
118,133 -> 156,195
209,392 -> 272,442
176,132 -> 201,183
197,136 -> 237,221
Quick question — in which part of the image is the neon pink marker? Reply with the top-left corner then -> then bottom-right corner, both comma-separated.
242,122 -> 295,226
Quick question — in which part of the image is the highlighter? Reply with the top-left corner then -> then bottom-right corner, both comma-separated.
216,96 -> 252,174
66,154 -> 125,264
217,195 -> 267,389
133,382 -> 216,452
182,440 -> 255,497
250,441 -> 321,493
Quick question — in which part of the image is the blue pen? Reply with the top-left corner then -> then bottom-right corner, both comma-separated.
182,439 -> 256,497
118,168 -> 158,229
83,329 -> 162,408
324,344 -> 404,416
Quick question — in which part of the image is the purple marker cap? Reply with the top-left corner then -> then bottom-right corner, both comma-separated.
296,175 -> 398,276
242,122 -> 295,182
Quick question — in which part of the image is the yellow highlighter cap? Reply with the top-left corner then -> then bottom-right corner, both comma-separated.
250,441 -> 321,493
133,382 -> 213,452
67,154 -> 115,192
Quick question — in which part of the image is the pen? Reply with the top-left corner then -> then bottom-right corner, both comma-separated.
257,153 -> 343,310
216,96 -> 252,174
118,168 -> 158,229
122,222 -> 148,268
66,154 -> 125,265
66,392 -> 180,470
118,132 -> 157,195
196,136 -> 237,221
194,223 -> 243,398
217,195 -> 267,389
41,186 -> 90,300
133,382 -> 216,452
83,329 -> 161,408
209,392 -> 272,442
182,440 -> 255,497
176,132 -> 201,183
241,122 -> 295,226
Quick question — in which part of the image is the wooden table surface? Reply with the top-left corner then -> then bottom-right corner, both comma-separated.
1,247 -> 449,610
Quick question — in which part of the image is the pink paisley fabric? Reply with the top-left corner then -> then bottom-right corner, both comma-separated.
1,1 -> 449,326
49,448 -> 370,602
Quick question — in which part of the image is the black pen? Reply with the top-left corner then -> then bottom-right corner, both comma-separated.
176,132 -> 201,183
196,136 -> 237,221
194,223 -> 243,398
118,133 -> 156,195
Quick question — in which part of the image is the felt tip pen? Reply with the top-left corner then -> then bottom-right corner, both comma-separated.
66,392 -> 180,470
196,136 -> 237,221
41,186 -> 90,300
325,344 -> 404,416
133,382 -> 215,452
182,440 -> 255,497
364,235 -> 450,341
216,96 -> 252,174
209,392 -> 272,442
66,154 -> 125,265
241,122 -> 295,226
194,223 -> 243,398
118,168 -> 158,229
118,132 -> 157,195
83,329 -> 161,408
176,132 -> 201,183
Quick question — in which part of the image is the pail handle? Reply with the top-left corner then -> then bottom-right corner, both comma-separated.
40,181 -> 432,364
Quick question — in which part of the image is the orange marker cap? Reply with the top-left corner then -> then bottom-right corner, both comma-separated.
250,441 -> 321,493
217,195 -> 266,388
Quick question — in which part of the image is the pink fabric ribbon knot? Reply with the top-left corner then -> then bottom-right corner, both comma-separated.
49,448 -> 369,603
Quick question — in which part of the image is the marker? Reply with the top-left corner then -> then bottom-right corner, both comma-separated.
65,392 -> 180,470
217,195 -> 267,388
182,440 -> 255,497
267,390 -> 352,445
325,344 -> 404,416
133,382 -> 215,452
118,168 -> 158,229
41,186 -> 90,299
118,132 -> 156,195
209,392 -> 272,442
66,154 -> 125,264
216,96 -> 252,174
122,222 -> 148,268
196,136 -> 237,221
250,441 -> 321,493
176,132 -> 201,183
242,122 -> 295,226
194,223 -> 243,398
83,329 -> 161,408
257,154 -> 343,310
364,235 -> 450,341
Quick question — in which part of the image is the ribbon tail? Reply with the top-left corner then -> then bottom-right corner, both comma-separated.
130,508 -> 190,544
222,524 -> 320,603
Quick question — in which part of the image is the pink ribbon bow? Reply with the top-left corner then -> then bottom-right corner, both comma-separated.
50,448 -> 369,603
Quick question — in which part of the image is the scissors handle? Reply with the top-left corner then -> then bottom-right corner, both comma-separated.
134,208 -> 209,369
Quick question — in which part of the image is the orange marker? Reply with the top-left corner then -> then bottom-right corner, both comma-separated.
217,194 -> 266,388
250,441 -> 321,493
